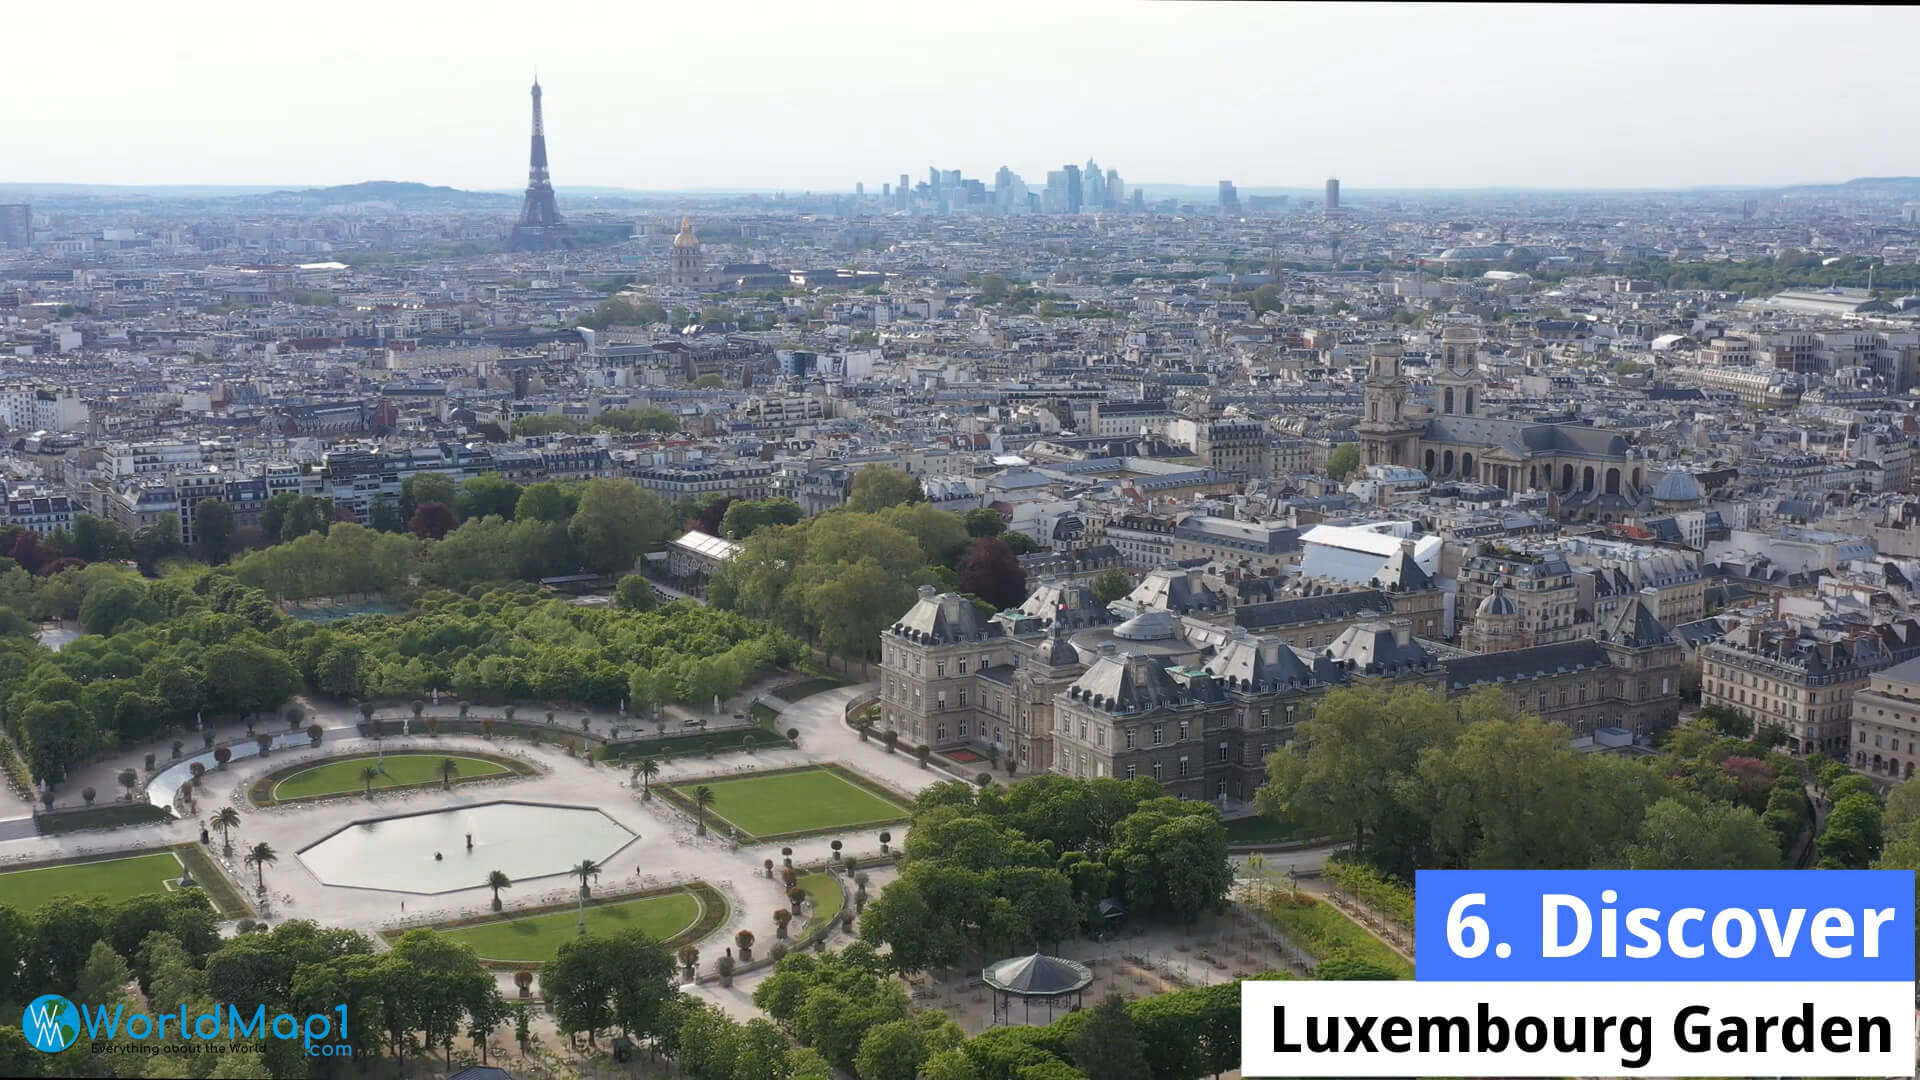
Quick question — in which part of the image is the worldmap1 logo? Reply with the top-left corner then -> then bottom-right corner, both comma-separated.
23,995 -> 80,1053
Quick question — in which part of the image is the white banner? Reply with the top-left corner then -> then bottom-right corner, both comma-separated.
1240,980 -> 1914,1077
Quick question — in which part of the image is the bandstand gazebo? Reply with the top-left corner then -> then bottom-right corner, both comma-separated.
982,952 -> 1094,1026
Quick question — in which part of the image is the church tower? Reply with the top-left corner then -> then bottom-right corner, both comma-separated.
1357,341 -> 1422,467
1432,325 -> 1485,418
670,217 -> 704,287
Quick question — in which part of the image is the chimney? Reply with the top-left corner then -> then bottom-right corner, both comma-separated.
917,584 -> 937,599
1392,619 -> 1412,648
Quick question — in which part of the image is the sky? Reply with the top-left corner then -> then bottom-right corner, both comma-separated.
8,1 -> 1918,192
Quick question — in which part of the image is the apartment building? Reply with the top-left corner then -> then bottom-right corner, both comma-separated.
1849,655 -> 1920,781
1700,618 -> 1920,756
1457,543 -> 1579,648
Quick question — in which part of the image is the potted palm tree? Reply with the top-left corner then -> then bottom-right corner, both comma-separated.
360,765 -> 380,798
571,858 -> 601,934
488,870 -> 512,912
211,806 -> 241,856
693,785 -> 715,836
244,842 -> 278,896
513,970 -> 533,999
438,758 -> 460,790
634,757 -> 659,800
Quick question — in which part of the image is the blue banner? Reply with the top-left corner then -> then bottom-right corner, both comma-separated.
1413,870 -> 1914,982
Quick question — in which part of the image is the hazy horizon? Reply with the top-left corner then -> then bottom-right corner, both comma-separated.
9,1 -> 1917,192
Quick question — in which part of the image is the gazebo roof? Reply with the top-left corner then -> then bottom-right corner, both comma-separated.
982,953 -> 1094,997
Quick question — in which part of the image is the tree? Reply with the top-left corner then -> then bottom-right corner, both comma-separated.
635,756 -> 659,798
401,473 -> 458,519
408,501 -> 459,540
1885,776 -> 1920,837
75,940 -> 134,1008
131,514 -> 184,572
1326,442 -> 1362,482
855,1018 -> 929,1080
360,765 -> 379,797
515,481 -> 578,523
693,785 -> 716,836
211,806 -> 241,857
1071,994 -> 1151,1080
1091,569 -> 1132,605
192,500 -> 236,563
488,870 -> 512,912
570,478 -> 668,574
1700,704 -> 1754,739
78,580 -> 158,636
963,507 -> 1005,538
614,574 -> 659,612
923,1049 -> 983,1080
438,757 -> 460,790
1256,682 -> 1468,857
1001,531 -> 1041,555
368,494 -> 406,533
458,473 -> 523,521
720,498 -> 802,540
1625,797 -> 1780,869
571,858 -> 602,934
1412,709 -> 1656,871
879,504 -> 971,566
981,274 -> 1010,301
203,642 -> 299,721
1819,792 -> 1884,869
846,466 -> 921,513
957,536 -> 1027,611
243,842 -> 277,894
1109,799 -> 1232,925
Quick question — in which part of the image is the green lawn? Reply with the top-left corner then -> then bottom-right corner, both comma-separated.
1260,895 -> 1414,979
270,753 -> 512,801
439,890 -> 702,964
668,767 -> 907,839
0,852 -> 183,914
798,872 -> 844,936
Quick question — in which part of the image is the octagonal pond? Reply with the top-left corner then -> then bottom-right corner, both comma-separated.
297,801 -> 638,894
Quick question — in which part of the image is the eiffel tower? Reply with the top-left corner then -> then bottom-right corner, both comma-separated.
509,79 -> 571,251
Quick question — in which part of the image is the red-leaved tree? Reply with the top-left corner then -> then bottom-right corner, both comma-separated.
957,536 -> 1028,611
408,502 -> 458,540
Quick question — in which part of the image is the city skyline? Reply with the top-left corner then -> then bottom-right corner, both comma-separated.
8,2 -> 1918,193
